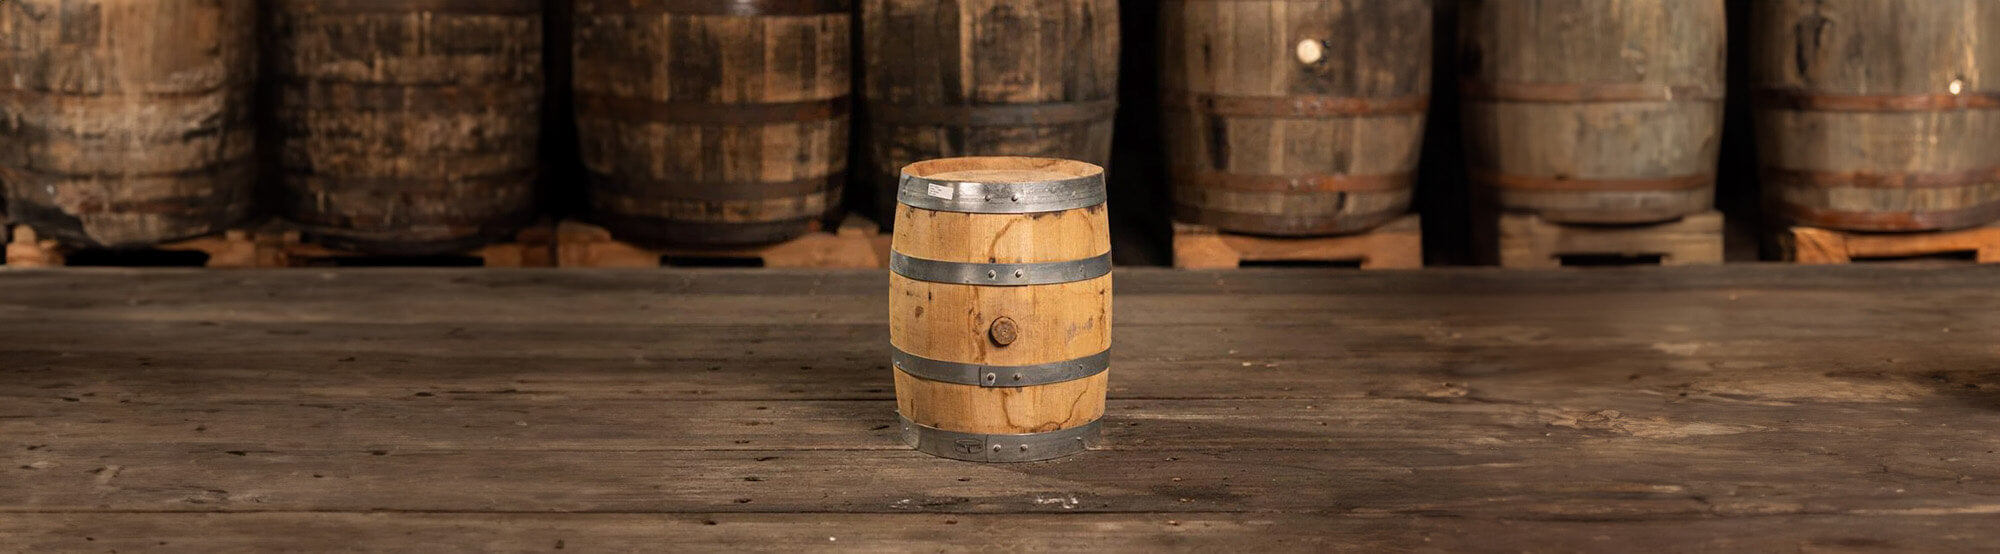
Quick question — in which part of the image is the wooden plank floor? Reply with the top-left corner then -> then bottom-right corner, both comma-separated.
2,267 -> 1998,552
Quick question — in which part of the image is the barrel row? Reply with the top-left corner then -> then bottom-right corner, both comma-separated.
9,0 -> 2000,253
1168,0 -> 2000,235
0,0 -> 1117,251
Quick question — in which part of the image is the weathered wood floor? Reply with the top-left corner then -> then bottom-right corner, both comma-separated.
2,267 -> 1997,552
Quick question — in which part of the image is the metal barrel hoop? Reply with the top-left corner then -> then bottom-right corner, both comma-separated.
895,171 -> 1107,214
892,348 -> 1109,388
889,252 -> 1111,287
898,415 -> 1101,463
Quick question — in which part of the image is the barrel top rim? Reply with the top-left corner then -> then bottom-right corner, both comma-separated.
900,157 -> 1104,185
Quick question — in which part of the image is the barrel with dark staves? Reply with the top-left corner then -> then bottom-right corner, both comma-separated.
1160,0 -> 1431,236
1754,0 -> 2000,231
574,0 -> 849,247
0,0 -> 256,249
863,0 -> 1119,223
273,0 -> 542,255
1461,0 -> 1726,224
889,157 -> 1110,462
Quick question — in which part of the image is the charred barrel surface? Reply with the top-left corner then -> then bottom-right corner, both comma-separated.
863,0 -> 1120,223
890,156 -> 1111,462
1461,0 -> 1726,224
272,0 -> 543,255
1161,0 -> 1430,236
0,0 -> 257,249
1754,0 -> 2000,231
574,0 -> 851,248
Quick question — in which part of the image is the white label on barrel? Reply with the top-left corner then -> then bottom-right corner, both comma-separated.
927,183 -> 955,200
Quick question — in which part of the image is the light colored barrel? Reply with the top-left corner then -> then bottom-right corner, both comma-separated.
1461,0 -> 1726,224
1160,0 -> 1431,236
889,156 -> 1111,463
862,0 -> 1120,224
1754,0 -> 2000,231
0,0 -> 257,249
574,0 -> 850,247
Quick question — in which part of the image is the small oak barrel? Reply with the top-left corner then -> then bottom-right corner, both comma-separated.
0,0 -> 257,248
889,157 -> 1111,463
574,0 -> 850,247
1160,0 -> 1431,236
1754,0 -> 2000,231
272,0 -> 542,254
1461,0 -> 1726,224
862,0 -> 1120,223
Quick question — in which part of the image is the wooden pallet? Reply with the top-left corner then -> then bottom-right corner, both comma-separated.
1782,223 -> 2000,264
276,225 -> 556,268
6,225 -> 266,268
5,223 -> 555,268
1173,214 -> 1423,269
556,216 -> 885,268
1491,211 -> 1724,268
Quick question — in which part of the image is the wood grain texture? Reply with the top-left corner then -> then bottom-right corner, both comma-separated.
889,274 -> 1111,366
1,267 -> 1997,549
861,0 -> 1120,222
1160,0 -> 1431,236
892,204 -> 1110,264
0,0 -> 257,249
893,370 -> 1107,434
8,513 -> 1999,553
272,0 -> 542,255
574,0 -> 850,248
1460,0 -> 1725,224
1753,0 -> 2000,231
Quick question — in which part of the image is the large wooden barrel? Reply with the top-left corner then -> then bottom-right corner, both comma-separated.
574,0 -> 850,247
1461,0 -> 1726,224
0,0 -> 256,249
862,0 -> 1119,223
272,0 -> 542,255
1754,0 -> 2000,231
1160,0 -> 1431,236
889,157 -> 1110,462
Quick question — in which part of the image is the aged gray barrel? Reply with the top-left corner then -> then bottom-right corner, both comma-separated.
0,0 -> 257,248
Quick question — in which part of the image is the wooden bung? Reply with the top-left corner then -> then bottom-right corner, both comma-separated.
272,0 -> 543,255
889,156 -> 1111,462
1460,0 -> 1726,224
1754,0 -> 2000,231
575,0 -> 850,248
1160,0 -> 1431,236
862,0 -> 1120,224
0,0 -> 257,249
